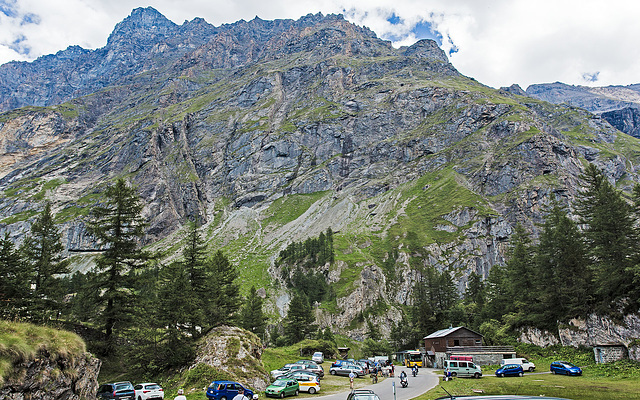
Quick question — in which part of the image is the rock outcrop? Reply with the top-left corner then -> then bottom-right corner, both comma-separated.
519,314 -> 640,361
0,352 -> 101,400
191,326 -> 270,391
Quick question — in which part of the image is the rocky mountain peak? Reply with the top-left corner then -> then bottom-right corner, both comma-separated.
402,39 -> 449,63
106,6 -> 178,46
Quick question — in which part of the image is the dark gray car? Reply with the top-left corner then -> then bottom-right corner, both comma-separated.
97,381 -> 136,400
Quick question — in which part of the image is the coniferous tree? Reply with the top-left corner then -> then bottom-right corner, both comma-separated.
21,202 -> 69,319
156,260 -> 197,367
575,164 -> 638,312
284,291 -> 316,344
0,233 -> 29,318
87,178 -> 148,351
181,223 -> 209,335
240,286 -> 268,338
206,250 -> 241,328
390,315 -> 413,350
502,223 -> 536,322
366,320 -> 381,340
534,200 -> 591,327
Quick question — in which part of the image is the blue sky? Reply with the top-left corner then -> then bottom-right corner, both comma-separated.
0,0 -> 638,89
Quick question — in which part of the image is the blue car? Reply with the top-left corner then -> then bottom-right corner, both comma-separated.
550,361 -> 582,376
206,381 -> 254,400
495,364 -> 524,377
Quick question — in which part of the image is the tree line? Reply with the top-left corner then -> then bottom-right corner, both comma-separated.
0,178 -> 269,374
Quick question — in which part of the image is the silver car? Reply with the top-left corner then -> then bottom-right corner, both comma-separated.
329,363 -> 365,377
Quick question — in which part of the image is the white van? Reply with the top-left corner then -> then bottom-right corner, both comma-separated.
443,360 -> 482,378
501,358 -> 535,372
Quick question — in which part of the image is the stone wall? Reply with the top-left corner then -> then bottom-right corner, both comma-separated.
593,346 -> 627,363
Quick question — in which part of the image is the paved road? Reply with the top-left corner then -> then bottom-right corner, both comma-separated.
316,366 -> 440,400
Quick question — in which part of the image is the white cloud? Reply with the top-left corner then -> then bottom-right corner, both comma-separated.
0,0 -> 639,89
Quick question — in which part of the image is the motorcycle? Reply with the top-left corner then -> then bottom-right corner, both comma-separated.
399,375 -> 408,388
411,367 -> 417,377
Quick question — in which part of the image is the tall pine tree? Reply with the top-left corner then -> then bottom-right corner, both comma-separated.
239,286 -> 268,338
0,232 -> 28,318
284,291 -> 316,344
21,202 -> 69,319
206,250 -> 241,329
88,178 -> 148,351
534,200 -> 591,328
575,164 -> 638,313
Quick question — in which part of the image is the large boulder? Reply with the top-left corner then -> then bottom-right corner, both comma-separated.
191,326 -> 270,391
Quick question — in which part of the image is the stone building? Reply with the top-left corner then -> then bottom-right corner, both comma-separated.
593,343 -> 628,364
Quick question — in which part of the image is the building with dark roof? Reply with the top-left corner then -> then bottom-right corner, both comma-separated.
423,326 -> 515,367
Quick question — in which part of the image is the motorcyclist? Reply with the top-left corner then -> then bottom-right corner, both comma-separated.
412,364 -> 418,376
399,370 -> 407,387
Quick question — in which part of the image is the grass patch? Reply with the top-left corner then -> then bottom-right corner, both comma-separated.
0,210 -> 39,224
0,320 -> 86,385
420,367 -> 640,400
263,191 -> 329,227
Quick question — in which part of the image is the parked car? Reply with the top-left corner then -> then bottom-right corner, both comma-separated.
97,381 -> 136,400
285,372 -> 320,394
346,389 -> 381,400
133,383 -> 164,400
550,361 -> 582,376
443,360 -> 482,378
312,352 -> 324,363
294,360 -> 324,377
206,381 -> 254,400
329,363 -> 365,377
265,378 -> 299,398
281,370 -> 320,381
501,358 -> 536,372
330,359 -> 355,369
272,364 -> 307,379
495,364 -> 524,377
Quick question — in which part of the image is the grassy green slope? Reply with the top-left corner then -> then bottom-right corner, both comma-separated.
0,320 -> 87,385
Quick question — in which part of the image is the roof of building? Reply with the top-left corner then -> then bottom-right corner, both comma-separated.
423,326 -> 483,340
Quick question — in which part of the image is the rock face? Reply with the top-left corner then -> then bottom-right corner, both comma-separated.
0,352 -> 101,400
519,314 -> 640,362
192,326 -> 270,391
601,107 -> 640,138
2,8 -> 640,340
526,82 -> 640,114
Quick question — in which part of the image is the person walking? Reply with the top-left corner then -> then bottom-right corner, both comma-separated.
174,389 -> 187,400
349,370 -> 356,390
233,388 -> 249,400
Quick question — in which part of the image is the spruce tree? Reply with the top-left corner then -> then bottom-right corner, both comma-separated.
534,200 -> 591,327
88,178 -> 148,350
239,286 -> 268,338
181,223 -> 209,335
206,250 -> 241,328
0,232 -> 28,317
501,223 -> 536,324
157,260 -> 197,367
575,164 -> 638,312
21,202 -> 69,318
284,291 -> 316,344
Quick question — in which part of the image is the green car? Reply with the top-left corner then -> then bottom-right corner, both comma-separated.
265,379 -> 299,398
